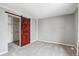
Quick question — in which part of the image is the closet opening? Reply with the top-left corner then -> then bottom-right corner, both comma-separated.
7,12 -> 21,46
6,11 -> 30,47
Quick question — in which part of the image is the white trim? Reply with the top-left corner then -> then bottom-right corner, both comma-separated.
31,40 -> 37,44
77,4 -> 79,56
19,16 -> 21,47
0,51 -> 8,55
76,36 -> 78,56
36,19 -> 39,41
37,40 -> 76,48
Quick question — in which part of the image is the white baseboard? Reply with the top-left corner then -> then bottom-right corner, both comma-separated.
31,40 -> 37,43
0,50 -> 8,55
37,40 -> 76,48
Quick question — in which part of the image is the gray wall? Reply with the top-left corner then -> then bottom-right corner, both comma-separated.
74,10 -> 78,47
78,4 -> 79,45
0,7 -> 8,54
78,4 -> 79,56
38,14 -> 76,46
30,19 -> 36,43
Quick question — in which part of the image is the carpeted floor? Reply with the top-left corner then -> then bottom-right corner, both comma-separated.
2,41 -> 76,56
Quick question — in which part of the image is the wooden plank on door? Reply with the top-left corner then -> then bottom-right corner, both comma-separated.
21,16 -> 30,46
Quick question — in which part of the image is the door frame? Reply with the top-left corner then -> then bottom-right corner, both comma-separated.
6,12 -> 30,47
19,16 -> 21,46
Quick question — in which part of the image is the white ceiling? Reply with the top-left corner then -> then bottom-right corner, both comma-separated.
0,3 -> 77,19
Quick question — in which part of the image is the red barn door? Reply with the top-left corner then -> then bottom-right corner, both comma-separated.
21,16 -> 30,46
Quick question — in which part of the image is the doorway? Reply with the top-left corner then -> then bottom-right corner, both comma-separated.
8,15 -> 21,46
7,12 -> 30,47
